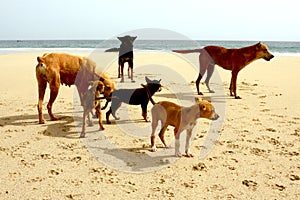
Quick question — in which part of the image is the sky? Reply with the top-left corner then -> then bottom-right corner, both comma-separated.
0,0 -> 299,41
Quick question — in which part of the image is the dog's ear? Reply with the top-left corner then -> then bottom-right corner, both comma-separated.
256,42 -> 262,50
145,76 -> 151,83
117,37 -> 122,41
158,79 -> 161,83
132,36 -> 137,42
201,104 -> 206,111
37,56 -> 44,63
195,97 -> 202,103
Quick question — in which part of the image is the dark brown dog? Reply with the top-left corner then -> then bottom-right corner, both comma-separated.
118,35 -> 137,82
150,98 -> 219,157
80,80 -> 105,138
173,42 -> 274,99
35,53 -> 96,124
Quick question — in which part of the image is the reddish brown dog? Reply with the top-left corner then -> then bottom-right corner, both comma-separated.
80,80 -> 105,138
173,42 -> 274,99
150,98 -> 219,157
36,53 -> 96,124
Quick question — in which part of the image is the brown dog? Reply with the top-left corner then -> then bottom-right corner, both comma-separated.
36,53 -> 96,124
80,80 -> 105,138
173,42 -> 274,99
150,98 -> 219,157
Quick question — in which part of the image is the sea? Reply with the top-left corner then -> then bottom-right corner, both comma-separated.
0,40 -> 299,56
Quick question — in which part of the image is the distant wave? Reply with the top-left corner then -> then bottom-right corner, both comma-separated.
0,48 -> 299,56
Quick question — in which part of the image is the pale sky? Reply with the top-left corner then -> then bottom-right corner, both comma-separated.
0,0 -> 299,41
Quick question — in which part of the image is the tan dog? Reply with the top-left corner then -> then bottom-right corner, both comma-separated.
80,80 -> 105,138
35,53 -> 96,124
150,98 -> 219,157
173,42 -> 274,99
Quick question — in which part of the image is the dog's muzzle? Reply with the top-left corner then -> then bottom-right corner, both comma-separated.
211,113 -> 219,120
265,54 -> 274,61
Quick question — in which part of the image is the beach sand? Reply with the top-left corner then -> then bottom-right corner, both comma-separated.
0,52 -> 299,199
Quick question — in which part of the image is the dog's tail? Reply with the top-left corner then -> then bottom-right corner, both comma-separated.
172,49 -> 203,54
141,84 -> 156,105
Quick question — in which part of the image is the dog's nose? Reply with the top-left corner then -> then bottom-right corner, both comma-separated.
212,114 -> 219,120
270,54 -> 274,59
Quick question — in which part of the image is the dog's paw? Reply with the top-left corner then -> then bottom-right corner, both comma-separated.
175,152 -> 182,157
185,152 -> 195,158
79,133 -> 85,138
151,145 -> 157,152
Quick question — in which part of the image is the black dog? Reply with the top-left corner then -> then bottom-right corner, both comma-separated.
118,35 -> 137,82
106,77 -> 162,124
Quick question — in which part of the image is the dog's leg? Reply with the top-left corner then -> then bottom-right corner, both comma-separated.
37,77 -> 47,124
229,76 -> 233,96
185,129 -> 194,157
205,64 -> 215,93
106,107 -> 112,124
231,70 -> 241,99
128,60 -> 135,82
174,129 -> 181,157
120,62 -> 125,82
47,80 -> 60,121
196,55 -> 209,95
80,110 -> 87,138
195,74 -> 203,95
96,104 -> 105,130
87,112 -> 93,126
118,60 -> 121,78
158,125 -> 168,149
141,103 -> 148,122
150,118 -> 159,152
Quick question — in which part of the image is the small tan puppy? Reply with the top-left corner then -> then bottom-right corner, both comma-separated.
80,81 -> 105,138
150,98 -> 219,157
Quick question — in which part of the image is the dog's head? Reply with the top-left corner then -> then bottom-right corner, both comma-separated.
88,80 -> 105,95
36,56 -> 47,69
144,76 -> 162,92
98,73 -> 115,99
117,35 -> 137,46
255,42 -> 274,61
195,97 -> 219,120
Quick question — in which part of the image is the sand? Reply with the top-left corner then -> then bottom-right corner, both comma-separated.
0,52 -> 299,199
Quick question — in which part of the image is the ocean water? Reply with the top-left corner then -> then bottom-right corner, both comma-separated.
0,40 -> 299,56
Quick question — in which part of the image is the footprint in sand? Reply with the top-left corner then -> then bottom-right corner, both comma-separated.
192,162 -> 207,172
289,174 -> 300,181
242,180 -> 258,190
272,184 -> 285,191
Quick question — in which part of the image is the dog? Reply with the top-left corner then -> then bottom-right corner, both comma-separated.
80,80 -> 105,138
173,42 -> 274,99
106,77 -> 162,124
117,35 -> 137,82
35,53 -> 97,124
150,98 -> 219,157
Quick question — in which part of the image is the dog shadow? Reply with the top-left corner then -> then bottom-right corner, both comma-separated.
0,112 -> 82,139
87,144 -> 176,172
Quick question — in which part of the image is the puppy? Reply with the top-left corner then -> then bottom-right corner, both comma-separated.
117,35 -> 137,82
106,77 -> 161,124
150,98 -> 219,157
80,80 -> 105,138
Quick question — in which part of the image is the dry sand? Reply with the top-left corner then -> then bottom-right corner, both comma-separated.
0,52 -> 299,199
